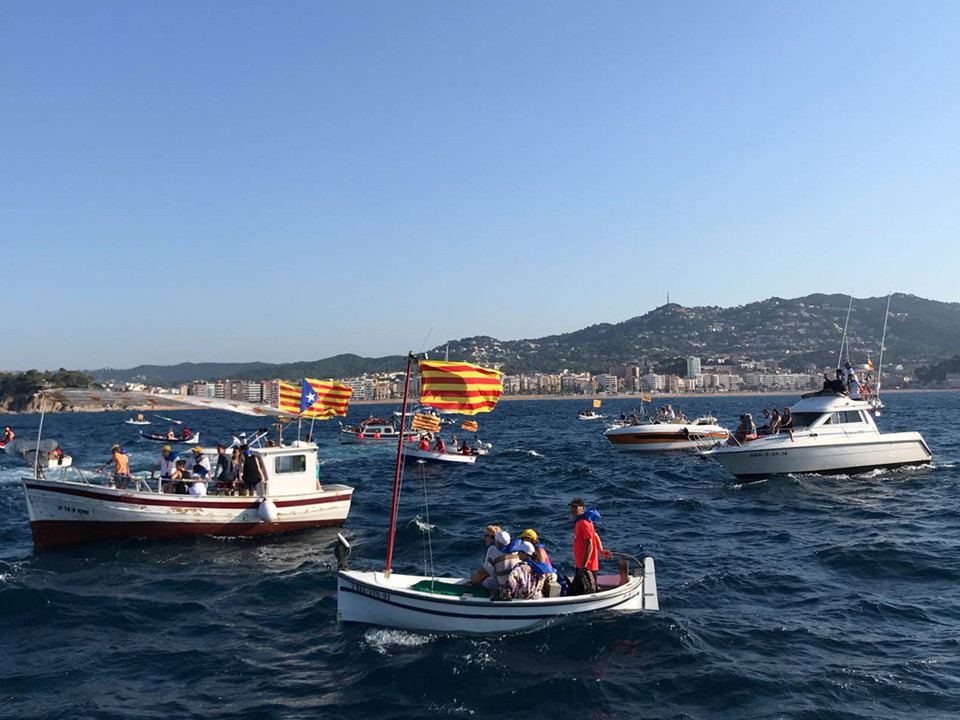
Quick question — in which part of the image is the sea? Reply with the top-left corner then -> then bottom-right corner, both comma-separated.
1,392 -> 958,720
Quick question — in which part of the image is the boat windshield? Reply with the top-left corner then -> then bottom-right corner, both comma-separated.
788,412 -> 824,428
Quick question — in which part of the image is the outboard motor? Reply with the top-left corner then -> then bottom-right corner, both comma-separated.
334,533 -> 351,570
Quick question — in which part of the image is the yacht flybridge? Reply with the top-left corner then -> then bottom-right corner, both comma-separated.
701,392 -> 931,481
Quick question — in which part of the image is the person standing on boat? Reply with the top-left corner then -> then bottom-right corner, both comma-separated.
228,432 -> 242,449
214,445 -> 238,494
151,445 -> 180,491
97,444 -> 132,489
432,435 -> 446,454
240,445 -> 264,496
569,498 -> 611,596
2,427 -> 13,444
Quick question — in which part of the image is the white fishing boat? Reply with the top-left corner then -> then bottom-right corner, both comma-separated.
337,354 -> 659,634
604,415 -> 728,451
338,417 -> 418,445
124,419 -> 151,426
700,392 -> 931,480
22,443 -> 353,549
22,388 -> 356,549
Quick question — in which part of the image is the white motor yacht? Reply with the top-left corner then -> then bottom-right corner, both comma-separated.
701,392 -> 931,480
604,415 -> 729,451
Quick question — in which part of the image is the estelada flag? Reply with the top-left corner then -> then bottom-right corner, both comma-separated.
461,420 -> 478,432
411,413 -> 441,433
418,360 -> 503,415
302,378 -> 352,417
593,399 -> 602,408
279,380 -> 350,419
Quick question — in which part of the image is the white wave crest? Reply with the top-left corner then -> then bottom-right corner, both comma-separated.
364,628 -> 434,655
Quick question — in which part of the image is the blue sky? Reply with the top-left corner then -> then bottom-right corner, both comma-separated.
3,1 -> 959,370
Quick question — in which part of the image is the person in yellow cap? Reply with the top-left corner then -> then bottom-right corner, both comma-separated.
190,446 -> 211,485
151,444 -> 179,491
520,528 -> 552,567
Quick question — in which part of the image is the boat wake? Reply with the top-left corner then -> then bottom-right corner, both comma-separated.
364,628 -> 435,656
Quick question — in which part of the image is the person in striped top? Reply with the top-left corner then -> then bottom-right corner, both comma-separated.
470,526 -> 521,593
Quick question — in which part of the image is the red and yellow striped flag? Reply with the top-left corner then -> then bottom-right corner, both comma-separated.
461,420 -> 478,432
304,378 -> 352,417
411,413 -> 441,433
278,380 -> 352,418
418,360 -> 503,416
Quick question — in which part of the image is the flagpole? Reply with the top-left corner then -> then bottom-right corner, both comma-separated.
385,352 -> 414,579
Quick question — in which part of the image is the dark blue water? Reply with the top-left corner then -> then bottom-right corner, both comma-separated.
2,393 -> 959,719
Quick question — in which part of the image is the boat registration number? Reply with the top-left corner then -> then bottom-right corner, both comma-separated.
57,504 -> 91,516
349,582 -> 391,602
749,451 -> 788,458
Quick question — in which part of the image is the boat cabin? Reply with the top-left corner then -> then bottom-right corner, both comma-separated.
746,393 -> 879,442
199,444 -> 321,497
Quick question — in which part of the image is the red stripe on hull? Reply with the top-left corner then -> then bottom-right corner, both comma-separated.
30,518 -> 346,549
24,483 -> 351,509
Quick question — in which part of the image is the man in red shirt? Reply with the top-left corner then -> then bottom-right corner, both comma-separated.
569,497 -> 611,596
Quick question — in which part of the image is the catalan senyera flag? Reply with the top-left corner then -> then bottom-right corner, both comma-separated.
278,380 -> 352,419
411,413 -> 441,433
418,360 -> 503,415
461,420 -> 478,432
641,394 -> 652,402
593,399 -> 602,408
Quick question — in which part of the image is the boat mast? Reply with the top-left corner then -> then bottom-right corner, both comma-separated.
34,393 -> 46,480
837,295 -> 853,369
876,291 -> 892,399
384,352 -> 414,578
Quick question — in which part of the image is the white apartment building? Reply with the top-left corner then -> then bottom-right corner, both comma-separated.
686,356 -> 702,379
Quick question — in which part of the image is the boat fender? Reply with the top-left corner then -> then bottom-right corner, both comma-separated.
258,499 -> 279,523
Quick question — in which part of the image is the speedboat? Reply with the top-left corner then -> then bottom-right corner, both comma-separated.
700,392 -> 932,480
604,415 -> 728,451
338,417 -> 418,445
124,418 -> 151,426
5,439 -> 73,469
21,443 -> 353,549
578,410 -> 603,421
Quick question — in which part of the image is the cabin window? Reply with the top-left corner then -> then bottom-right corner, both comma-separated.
841,411 -> 863,424
789,412 -> 822,428
275,455 -> 306,474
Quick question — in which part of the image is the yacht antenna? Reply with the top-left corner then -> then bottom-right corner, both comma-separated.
876,289 -> 892,400
837,295 -> 853,369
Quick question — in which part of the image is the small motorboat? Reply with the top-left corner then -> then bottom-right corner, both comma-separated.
339,417 -> 418,445
124,419 -> 151,426
403,443 -> 478,465
140,431 -> 200,445
578,410 -> 603,421
604,414 -> 728,451
5,439 -> 73,469
700,392 -> 932,480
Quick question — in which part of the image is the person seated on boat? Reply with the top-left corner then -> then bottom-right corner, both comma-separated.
769,409 -> 782,435
758,408 -> 771,434
432,436 -> 446,454
507,541 -> 545,600
665,405 -> 676,420
181,427 -> 193,440
460,439 -> 474,455
228,432 -> 242,449
831,369 -> 848,394
2,426 -> 14,444
781,407 -> 793,430
97,444 -> 132,490
620,411 -> 627,423
469,527 -> 521,593
166,429 -> 176,440
520,528 -> 552,567
240,446 -> 264,496
569,498 -> 612,596
152,445 -> 180,491
214,444 -> 238,495
630,413 -> 640,426
417,436 -> 430,452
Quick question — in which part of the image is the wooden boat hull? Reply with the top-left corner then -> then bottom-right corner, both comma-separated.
21,478 -> 353,549
604,424 -> 728,452
337,560 -> 658,635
